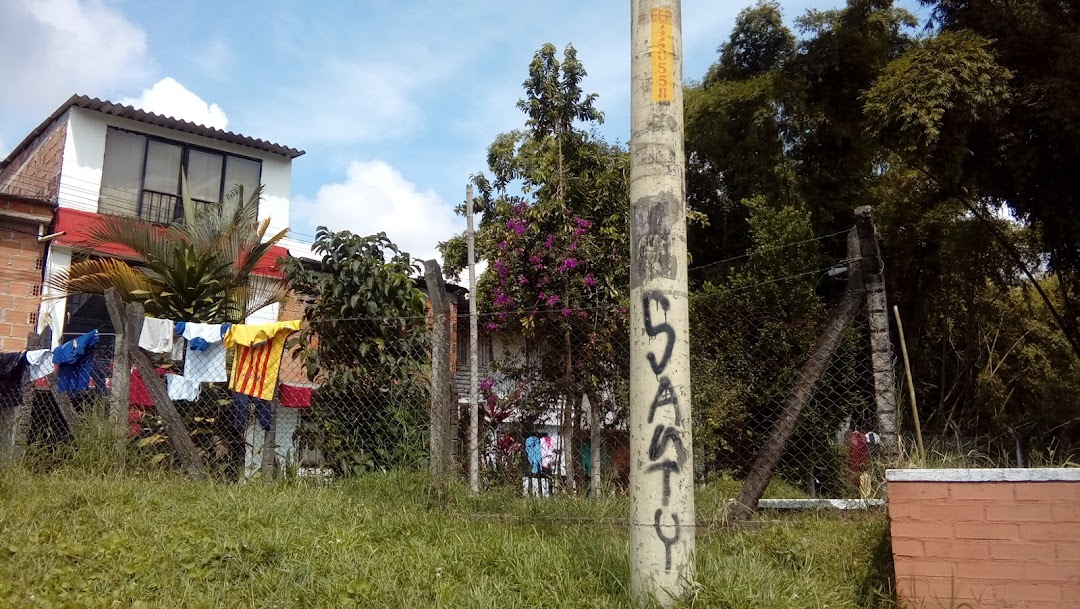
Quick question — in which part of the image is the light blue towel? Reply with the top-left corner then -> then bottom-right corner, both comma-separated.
525,436 -> 542,475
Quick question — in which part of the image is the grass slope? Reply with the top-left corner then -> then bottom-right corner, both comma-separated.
0,470 -> 894,609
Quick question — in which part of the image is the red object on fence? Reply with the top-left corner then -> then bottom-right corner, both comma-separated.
846,430 -> 870,485
279,384 -> 313,408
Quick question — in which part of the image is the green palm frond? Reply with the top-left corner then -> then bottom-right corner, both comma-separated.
48,258 -> 159,300
54,170 -> 290,323
84,213 -> 180,268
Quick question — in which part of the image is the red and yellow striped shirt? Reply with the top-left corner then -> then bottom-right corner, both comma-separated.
224,321 -> 302,401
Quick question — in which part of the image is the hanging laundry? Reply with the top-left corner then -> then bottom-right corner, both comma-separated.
232,392 -> 272,433
224,320 -> 301,401
138,316 -> 174,354
180,322 -> 227,383
166,373 -> 201,401
53,330 -> 99,394
540,435 -> 557,472
0,351 -> 27,394
279,383 -> 313,408
25,349 -> 54,381
129,368 -> 154,406
524,436 -> 542,475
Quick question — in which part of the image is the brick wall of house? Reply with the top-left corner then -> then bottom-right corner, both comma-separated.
888,470 -> 1080,608
276,290 -> 310,386
0,197 -> 54,351
271,284 -> 456,387
0,120 -> 67,201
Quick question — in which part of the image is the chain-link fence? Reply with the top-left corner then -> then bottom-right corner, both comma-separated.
12,236 -> 1057,509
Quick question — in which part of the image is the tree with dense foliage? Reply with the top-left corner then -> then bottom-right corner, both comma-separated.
686,0 -> 1080,468
440,43 -> 631,487
281,229 -> 429,474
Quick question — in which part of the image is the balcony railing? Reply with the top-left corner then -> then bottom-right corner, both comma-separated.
139,190 -> 221,225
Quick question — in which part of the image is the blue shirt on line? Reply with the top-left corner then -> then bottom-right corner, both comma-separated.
53,329 -> 100,394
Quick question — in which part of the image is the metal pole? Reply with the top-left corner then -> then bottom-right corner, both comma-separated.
629,1 -> 695,605
467,183 -> 480,494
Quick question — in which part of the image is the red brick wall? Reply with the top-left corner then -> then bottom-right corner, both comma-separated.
0,197 -> 53,351
0,120 -> 67,201
276,290 -> 310,386
889,474 -> 1080,608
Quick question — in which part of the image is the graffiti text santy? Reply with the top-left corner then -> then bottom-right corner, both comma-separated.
642,290 -> 688,571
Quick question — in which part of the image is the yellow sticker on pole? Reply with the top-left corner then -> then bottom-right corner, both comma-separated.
651,7 -> 674,104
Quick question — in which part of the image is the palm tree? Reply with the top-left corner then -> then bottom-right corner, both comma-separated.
50,174 -> 290,324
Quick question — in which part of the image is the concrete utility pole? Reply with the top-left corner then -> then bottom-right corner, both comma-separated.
629,1 -> 695,605
467,183 -> 480,494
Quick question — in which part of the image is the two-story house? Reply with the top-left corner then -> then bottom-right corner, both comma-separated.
0,95 -> 306,346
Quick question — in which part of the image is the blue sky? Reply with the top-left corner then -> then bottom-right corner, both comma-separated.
0,0 -> 925,263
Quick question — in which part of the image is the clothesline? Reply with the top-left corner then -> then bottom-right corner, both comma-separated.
0,318 -> 311,414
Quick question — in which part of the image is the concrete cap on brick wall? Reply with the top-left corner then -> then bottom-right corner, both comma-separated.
887,468 -> 1080,483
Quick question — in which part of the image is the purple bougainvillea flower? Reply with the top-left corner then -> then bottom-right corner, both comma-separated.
584,274 -> 597,287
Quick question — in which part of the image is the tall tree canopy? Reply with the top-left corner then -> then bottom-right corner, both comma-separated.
686,0 -> 1080,461
440,43 -> 631,484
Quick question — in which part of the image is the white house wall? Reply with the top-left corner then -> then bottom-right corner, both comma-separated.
58,108 -> 294,234
58,108 -> 105,212
37,245 -> 71,348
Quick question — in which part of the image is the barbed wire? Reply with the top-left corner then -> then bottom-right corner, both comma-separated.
688,229 -> 852,273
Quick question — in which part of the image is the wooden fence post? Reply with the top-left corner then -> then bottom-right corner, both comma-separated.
125,301 -> 208,480
729,229 -> 866,521
2,329 -> 47,463
260,398 -> 279,481
104,288 -> 130,458
424,260 -> 454,496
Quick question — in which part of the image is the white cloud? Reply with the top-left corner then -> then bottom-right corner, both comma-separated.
119,77 -> 229,130
295,160 -> 463,263
0,0 -> 150,109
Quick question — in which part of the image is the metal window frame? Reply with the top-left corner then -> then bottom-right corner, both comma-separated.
103,126 -> 264,223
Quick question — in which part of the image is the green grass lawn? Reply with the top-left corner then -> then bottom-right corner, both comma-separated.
0,469 -> 895,609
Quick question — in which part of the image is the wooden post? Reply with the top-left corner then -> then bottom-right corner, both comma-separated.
425,260 -> 454,495
104,288 -> 131,458
126,301 -> 208,480
2,330 -> 46,463
729,230 -> 866,522
894,305 -> 925,460
48,373 -> 81,436
854,207 -> 898,455
587,392 -> 602,496
260,398 -> 279,480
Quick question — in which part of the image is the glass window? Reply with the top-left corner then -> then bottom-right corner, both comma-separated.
223,156 -> 261,212
187,149 -> 224,202
95,128 -> 263,223
144,141 -> 182,194
99,129 -> 145,217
